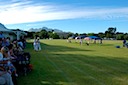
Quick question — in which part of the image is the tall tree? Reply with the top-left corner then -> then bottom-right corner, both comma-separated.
105,27 -> 117,38
39,29 -> 48,39
98,32 -> 104,38
124,33 -> 128,40
108,27 -> 116,34
87,33 -> 95,36
67,32 -> 74,38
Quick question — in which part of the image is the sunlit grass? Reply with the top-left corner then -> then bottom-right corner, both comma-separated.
18,39 -> 128,85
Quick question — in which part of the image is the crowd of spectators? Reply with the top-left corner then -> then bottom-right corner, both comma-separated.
0,32 -> 31,85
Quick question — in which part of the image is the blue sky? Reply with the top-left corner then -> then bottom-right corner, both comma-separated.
0,0 -> 128,33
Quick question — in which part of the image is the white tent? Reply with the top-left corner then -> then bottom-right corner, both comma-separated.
0,23 -> 16,40
0,23 -> 27,40
0,23 -> 12,32
12,29 -> 27,40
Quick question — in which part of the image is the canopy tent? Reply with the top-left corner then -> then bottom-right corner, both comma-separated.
0,23 -> 12,32
0,23 -> 27,40
84,36 -> 102,44
68,37 -> 73,39
0,23 -> 17,40
88,36 -> 101,40
12,29 -> 27,40
75,35 -> 86,39
84,36 -> 101,40
68,35 -> 75,39
84,37 -> 91,40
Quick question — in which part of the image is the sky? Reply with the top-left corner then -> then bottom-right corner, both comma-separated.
0,0 -> 128,33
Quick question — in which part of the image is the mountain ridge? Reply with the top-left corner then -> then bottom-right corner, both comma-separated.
28,27 -> 64,33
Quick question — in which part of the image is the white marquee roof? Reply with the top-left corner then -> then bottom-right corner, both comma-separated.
0,23 -> 12,32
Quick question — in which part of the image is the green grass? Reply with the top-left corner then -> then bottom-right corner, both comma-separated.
18,39 -> 128,85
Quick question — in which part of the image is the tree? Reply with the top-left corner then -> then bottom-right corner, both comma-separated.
74,33 -> 79,37
33,33 -> 39,39
115,32 -> 124,40
105,27 -> 117,38
116,34 -> 124,40
105,31 -> 112,38
52,32 -> 60,39
67,32 -> 74,38
108,27 -> 116,34
124,33 -> 128,40
98,32 -> 105,38
26,31 -> 35,39
39,29 -> 48,39
87,33 -> 95,36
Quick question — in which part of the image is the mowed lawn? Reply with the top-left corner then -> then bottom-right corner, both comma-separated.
18,39 -> 128,85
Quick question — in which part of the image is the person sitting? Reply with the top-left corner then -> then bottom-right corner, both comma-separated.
1,46 -> 18,77
2,38 -> 10,47
17,40 -> 24,49
0,52 -> 14,85
8,44 -> 17,60
0,31 -> 5,39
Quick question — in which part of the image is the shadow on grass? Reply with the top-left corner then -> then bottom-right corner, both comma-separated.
43,43 -> 94,52
18,42 -> 128,85
39,54 -> 128,85
27,42 -> 94,52
100,44 -> 114,46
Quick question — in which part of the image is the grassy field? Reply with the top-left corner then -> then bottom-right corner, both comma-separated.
18,39 -> 128,85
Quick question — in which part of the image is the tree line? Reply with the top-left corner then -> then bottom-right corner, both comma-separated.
25,27 -> 128,40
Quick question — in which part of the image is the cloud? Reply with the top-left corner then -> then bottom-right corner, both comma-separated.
0,0 -> 128,24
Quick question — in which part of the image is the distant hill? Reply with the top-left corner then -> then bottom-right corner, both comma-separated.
28,27 -> 63,33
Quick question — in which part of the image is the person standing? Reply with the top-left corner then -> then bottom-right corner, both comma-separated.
123,39 -> 126,47
36,39 -> 41,51
79,39 -> 83,45
33,39 -> 37,51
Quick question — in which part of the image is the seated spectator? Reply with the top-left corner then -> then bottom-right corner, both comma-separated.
0,52 -> 14,85
0,31 -> 4,39
17,40 -> 24,49
8,44 -> 17,59
6,37 -> 11,45
2,38 -> 10,47
0,38 -> 2,49
0,77 -> 6,85
1,46 -> 18,77
14,44 -> 24,56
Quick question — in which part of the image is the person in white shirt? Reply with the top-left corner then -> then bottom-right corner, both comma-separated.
33,39 -> 38,51
36,39 -> 41,51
